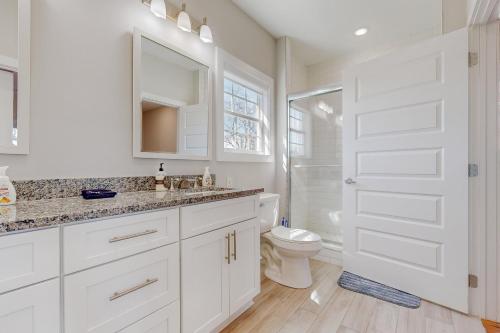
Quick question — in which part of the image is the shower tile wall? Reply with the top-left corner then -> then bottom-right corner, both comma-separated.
290,92 -> 343,246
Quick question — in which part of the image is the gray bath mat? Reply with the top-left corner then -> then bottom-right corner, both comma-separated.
338,271 -> 421,309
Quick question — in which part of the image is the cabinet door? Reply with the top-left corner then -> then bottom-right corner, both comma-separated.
181,226 -> 230,333
0,228 -> 59,294
0,278 -> 60,333
229,218 -> 260,314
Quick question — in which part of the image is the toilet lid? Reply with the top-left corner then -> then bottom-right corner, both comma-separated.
271,226 -> 321,243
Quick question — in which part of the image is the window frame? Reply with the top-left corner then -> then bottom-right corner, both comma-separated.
215,48 -> 274,163
289,107 -> 306,157
289,105 -> 311,159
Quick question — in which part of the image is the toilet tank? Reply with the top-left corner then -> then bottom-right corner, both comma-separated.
259,193 -> 280,233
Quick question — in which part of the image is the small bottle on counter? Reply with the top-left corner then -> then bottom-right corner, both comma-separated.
0,166 -> 16,206
202,166 -> 212,187
155,163 -> 167,192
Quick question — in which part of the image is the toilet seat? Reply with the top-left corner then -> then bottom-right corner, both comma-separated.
271,226 -> 321,243
267,226 -> 322,252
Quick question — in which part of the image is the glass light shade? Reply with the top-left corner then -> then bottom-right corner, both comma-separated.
199,24 -> 213,43
177,11 -> 192,32
150,0 -> 166,19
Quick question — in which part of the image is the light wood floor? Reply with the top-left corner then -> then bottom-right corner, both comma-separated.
221,260 -> 485,333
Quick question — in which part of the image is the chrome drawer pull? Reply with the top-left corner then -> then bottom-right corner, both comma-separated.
109,278 -> 159,301
108,229 -> 158,243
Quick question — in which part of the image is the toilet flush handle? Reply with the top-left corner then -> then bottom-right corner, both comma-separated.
344,178 -> 357,185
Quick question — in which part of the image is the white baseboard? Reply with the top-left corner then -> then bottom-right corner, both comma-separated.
313,243 -> 343,266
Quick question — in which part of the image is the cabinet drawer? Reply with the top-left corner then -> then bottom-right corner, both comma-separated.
180,196 -> 258,239
64,209 -> 179,274
119,301 -> 180,333
0,228 -> 59,293
0,278 -> 60,333
65,244 -> 180,333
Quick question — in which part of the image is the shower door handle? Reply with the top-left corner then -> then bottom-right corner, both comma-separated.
344,178 -> 357,185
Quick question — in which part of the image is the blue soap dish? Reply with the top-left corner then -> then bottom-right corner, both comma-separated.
81,189 -> 117,200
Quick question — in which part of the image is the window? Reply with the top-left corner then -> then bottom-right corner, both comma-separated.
223,77 -> 263,152
289,108 -> 305,157
216,48 -> 274,162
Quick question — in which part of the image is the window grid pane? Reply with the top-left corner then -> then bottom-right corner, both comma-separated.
224,76 -> 265,153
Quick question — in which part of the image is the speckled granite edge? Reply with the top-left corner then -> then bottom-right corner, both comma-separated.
13,175 -> 216,201
0,188 -> 263,235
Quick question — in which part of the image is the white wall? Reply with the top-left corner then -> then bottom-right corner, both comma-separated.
0,0 -> 277,192
443,0 -> 467,32
0,0 -> 18,60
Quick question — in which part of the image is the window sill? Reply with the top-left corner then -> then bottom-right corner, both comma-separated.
216,150 -> 274,163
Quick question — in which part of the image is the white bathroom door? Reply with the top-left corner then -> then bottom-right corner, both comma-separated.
342,28 -> 469,312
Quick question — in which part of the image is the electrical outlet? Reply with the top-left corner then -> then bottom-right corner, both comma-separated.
226,176 -> 233,188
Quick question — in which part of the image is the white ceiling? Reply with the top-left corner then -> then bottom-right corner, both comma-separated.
232,0 -> 442,66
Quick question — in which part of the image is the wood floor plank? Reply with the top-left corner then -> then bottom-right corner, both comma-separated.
366,300 -> 399,333
338,326 -> 361,333
422,301 -> 453,325
306,288 -> 355,333
396,306 -> 426,333
425,318 -> 455,333
342,293 -> 378,332
300,266 -> 342,314
277,309 -> 317,333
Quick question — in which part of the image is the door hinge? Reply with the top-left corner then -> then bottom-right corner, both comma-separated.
469,52 -> 478,67
469,274 -> 478,288
469,163 -> 479,177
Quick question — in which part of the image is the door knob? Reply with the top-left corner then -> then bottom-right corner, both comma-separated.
344,178 -> 357,185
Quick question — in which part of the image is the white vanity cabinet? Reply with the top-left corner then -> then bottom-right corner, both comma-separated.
0,194 -> 261,333
180,196 -> 260,333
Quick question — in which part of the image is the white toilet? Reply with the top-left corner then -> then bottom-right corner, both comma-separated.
259,193 -> 322,288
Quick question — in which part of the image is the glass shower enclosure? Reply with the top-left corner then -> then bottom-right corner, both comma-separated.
288,87 -> 343,249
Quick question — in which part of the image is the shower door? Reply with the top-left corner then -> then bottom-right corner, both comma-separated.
288,89 -> 343,248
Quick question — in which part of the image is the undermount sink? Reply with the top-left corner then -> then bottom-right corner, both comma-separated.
184,191 -> 219,196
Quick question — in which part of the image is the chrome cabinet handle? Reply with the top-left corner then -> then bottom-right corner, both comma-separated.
109,229 -> 158,243
344,178 -> 357,185
225,233 -> 231,264
109,278 -> 158,301
231,231 -> 237,261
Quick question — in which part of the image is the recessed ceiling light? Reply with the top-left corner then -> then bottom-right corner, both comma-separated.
354,28 -> 368,36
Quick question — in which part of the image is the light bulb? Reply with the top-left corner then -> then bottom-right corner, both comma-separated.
354,28 -> 368,36
177,4 -> 191,32
150,0 -> 166,19
199,18 -> 213,43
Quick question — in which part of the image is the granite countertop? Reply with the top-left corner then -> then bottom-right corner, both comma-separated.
0,188 -> 264,235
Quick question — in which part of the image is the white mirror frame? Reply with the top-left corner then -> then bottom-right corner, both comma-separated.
132,28 -> 212,160
0,0 -> 30,155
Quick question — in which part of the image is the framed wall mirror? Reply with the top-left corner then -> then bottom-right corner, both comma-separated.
133,29 -> 211,160
0,0 -> 30,154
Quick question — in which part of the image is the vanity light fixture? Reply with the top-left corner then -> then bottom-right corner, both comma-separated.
199,17 -> 213,43
354,27 -> 368,36
150,0 -> 167,19
177,3 -> 192,32
141,0 -> 214,43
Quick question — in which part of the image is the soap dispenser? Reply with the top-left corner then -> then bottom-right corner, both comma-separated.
0,166 -> 16,205
202,166 -> 212,187
155,163 -> 167,192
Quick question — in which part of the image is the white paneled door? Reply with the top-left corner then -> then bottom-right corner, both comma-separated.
342,28 -> 469,312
